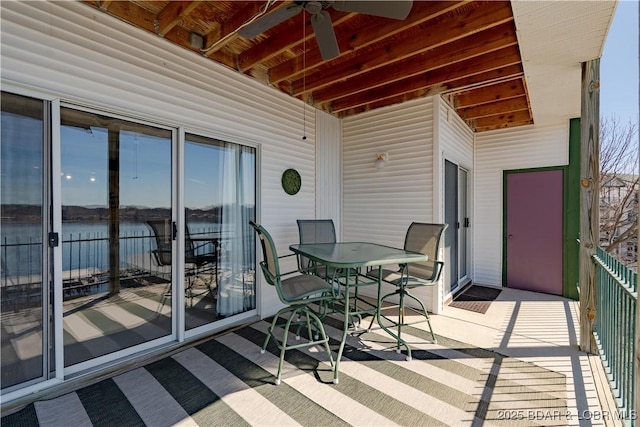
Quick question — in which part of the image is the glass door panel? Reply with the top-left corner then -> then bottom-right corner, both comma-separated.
444,159 -> 459,294
1,92 -> 49,390
60,108 -> 173,367
184,134 -> 256,330
459,168 -> 468,279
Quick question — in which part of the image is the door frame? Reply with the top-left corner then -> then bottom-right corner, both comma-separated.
443,158 -> 472,296
502,165 -> 569,296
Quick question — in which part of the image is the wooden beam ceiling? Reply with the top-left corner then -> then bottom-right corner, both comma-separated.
83,0 -> 533,132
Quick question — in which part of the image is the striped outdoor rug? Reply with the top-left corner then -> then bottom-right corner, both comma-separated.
2,313 -> 568,427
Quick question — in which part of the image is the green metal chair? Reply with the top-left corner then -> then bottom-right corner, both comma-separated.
249,221 -> 335,385
297,219 -> 362,324
367,222 -> 448,360
296,219 -> 359,278
296,219 -> 338,278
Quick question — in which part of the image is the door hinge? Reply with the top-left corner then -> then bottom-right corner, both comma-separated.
48,232 -> 59,248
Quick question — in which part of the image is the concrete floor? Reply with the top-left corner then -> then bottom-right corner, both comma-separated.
428,286 -> 622,427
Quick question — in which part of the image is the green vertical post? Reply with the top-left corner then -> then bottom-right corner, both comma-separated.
565,118 -> 581,300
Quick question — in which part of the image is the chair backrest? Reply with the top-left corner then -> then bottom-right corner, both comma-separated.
183,225 -> 200,261
404,222 -> 448,281
296,219 -> 336,270
147,220 -> 201,266
249,221 -> 280,287
147,219 -> 173,266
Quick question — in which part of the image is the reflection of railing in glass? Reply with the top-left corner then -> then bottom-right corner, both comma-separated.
0,225 -> 222,309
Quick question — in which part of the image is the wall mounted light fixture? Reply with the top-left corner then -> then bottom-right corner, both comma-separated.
374,152 -> 388,169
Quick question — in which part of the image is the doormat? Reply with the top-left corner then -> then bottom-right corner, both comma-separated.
449,285 -> 502,314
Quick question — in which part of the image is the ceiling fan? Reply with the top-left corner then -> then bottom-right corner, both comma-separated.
238,1 -> 413,61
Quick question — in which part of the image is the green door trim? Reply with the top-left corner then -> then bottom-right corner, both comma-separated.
501,118 -> 581,300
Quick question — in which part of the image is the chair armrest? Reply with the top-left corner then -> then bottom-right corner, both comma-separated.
401,260 -> 444,285
279,253 -> 304,277
432,261 -> 445,282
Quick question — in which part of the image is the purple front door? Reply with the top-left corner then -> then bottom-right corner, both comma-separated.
506,170 -> 563,295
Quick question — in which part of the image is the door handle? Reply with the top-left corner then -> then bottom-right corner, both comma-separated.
508,234 -> 514,239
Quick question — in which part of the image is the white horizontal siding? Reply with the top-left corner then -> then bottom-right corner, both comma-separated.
0,1 -> 323,317
438,100 -> 475,172
435,97 -> 475,309
342,97 -> 434,306
474,121 -> 569,286
343,97 -> 434,247
315,111 -> 343,236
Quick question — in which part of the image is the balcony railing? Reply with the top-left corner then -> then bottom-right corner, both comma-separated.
593,247 -> 637,425
1,226 -> 222,309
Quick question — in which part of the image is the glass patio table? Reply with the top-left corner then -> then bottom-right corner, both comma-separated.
288,242 -> 427,384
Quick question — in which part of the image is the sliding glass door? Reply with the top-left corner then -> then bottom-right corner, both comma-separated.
60,108 -> 174,368
2,91 -> 257,395
184,133 -> 256,331
1,92 -> 51,390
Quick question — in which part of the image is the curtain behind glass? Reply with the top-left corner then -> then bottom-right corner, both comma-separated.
217,143 -> 255,316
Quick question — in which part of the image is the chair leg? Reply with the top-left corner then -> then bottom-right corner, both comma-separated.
404,290 -> 437,343
262,306 -> 334,386
275,310 -> 299,386
261,314 -> 280,354
397,288 -> 405,354
311,311 -> 334,368
155,283 -> 171,316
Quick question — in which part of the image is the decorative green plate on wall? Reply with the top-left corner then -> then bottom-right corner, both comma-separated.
281,168 -> 302,195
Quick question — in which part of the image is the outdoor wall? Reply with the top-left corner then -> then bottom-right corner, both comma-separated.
0,1 -> 332,318
474,121 -> 570,286
315,111 -> 343,235
434,97 -> 475,309
342,97 -> 435,304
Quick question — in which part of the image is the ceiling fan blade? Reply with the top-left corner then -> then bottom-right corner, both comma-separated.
311,10 -> 340,61
238,4 -> 304,38
332,1 -> 413,20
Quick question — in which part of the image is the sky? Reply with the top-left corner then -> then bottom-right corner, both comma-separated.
600,0 -> 639,123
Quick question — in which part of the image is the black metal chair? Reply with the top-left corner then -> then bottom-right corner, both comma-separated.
250,220 -> 335,385
147,220 -> 216,307
367,222 -> 448,359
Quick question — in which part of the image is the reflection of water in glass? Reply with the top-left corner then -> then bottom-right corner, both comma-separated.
1,222 -> 221,277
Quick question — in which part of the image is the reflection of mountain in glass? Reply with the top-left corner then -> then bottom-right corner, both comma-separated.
0,204 -> 239,223
1,204 -> 253,223
1,204 -> 42,223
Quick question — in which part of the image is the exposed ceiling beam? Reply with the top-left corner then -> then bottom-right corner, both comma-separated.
238,9 -> 353,73
82,0 -> 532,132
453,78 -> 526,108
459,95 -> 530,120
268,0 -> 471,84
87,0 -> 156,33
329,46 -> 523,113
291,1 -> 514,97
203,1 -> 293,56
156,1 -> 202,37
98,0 -> 113,11
312,22 -> 518,104
473,109 -> 533,131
